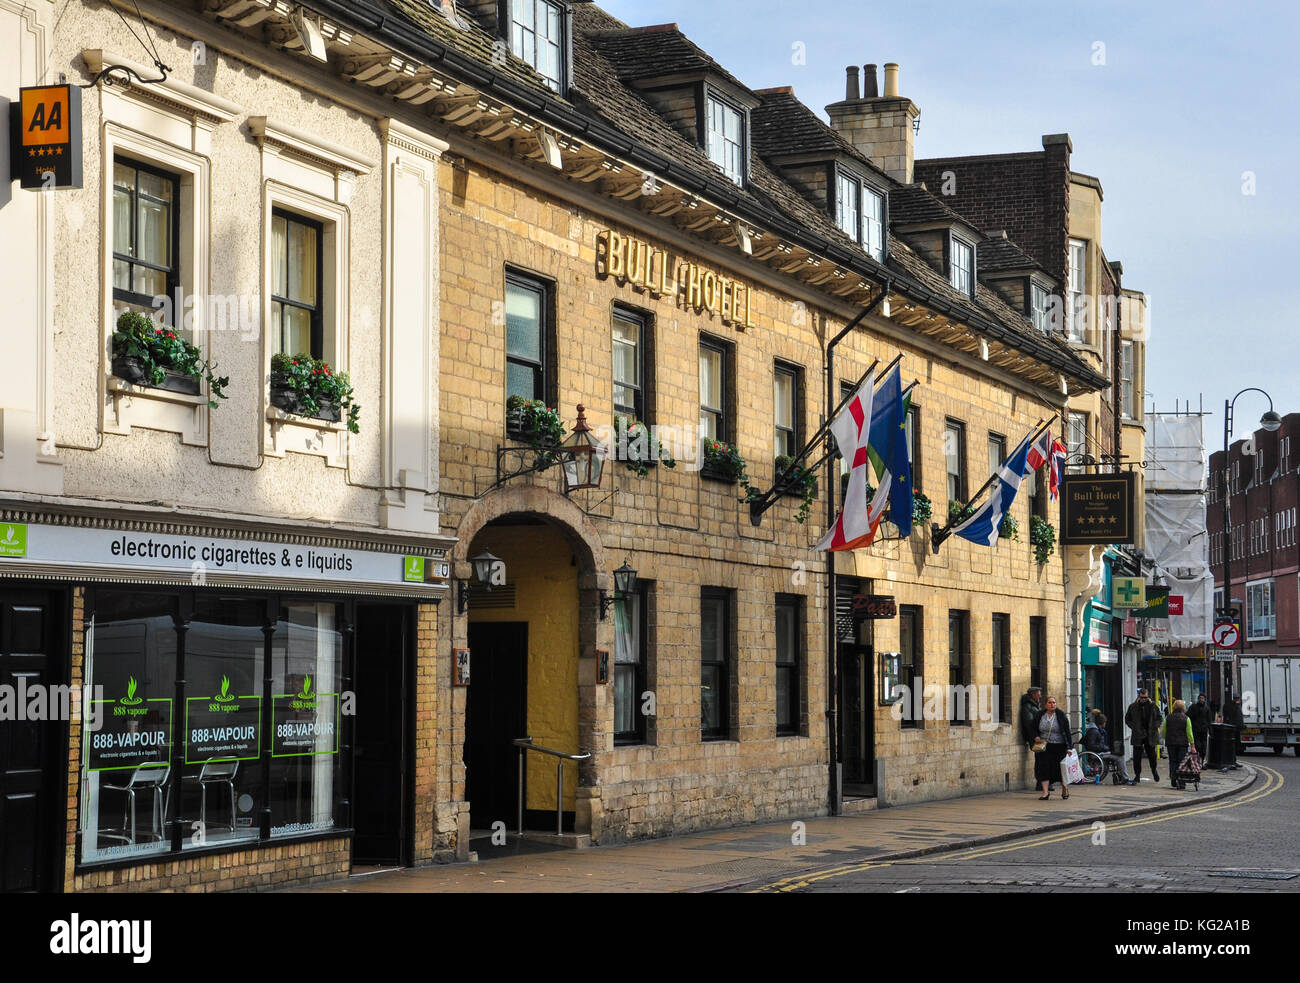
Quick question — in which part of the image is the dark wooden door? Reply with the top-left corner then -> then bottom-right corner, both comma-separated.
466,622 -> 527,831
839,643 -> 876,796
0,591 -> 63,893
351,604 -> 411,866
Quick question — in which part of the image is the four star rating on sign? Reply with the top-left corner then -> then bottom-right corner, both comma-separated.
1081,514 -> 1119,526
27,147 -> 65,157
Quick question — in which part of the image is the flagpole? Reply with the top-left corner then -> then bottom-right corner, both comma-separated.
799,378 -> 920,477
824,278 -> 892,818
931,415 -> 1057,549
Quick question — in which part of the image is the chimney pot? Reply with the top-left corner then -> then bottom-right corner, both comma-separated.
883,62 -> 899,97
845,65 -> 860,101
863,64 -> 878,98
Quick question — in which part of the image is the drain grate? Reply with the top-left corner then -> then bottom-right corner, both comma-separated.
1207,870 -> 1297,881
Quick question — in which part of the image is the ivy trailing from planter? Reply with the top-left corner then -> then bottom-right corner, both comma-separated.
702,439 -> 752,495
506,395 -> 565,450
1029,515 -> 1056,565
948,499 -> 976,525
912,492 -> 932,527
612,415 -> 676,477
774,454 -> 817,524
269,352 -> 361,434
111,310 -> 229,409
999,514 -> 1020,542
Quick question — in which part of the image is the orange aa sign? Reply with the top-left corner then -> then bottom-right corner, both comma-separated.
10,84 -> 82,189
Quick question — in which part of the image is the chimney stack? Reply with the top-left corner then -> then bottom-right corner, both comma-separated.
883,62 -> 899,97
825,60 -> 920,184
845,65 -> 860,101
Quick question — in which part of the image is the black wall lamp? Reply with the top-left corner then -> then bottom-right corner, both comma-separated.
598,559 -> 638,620
458,549 -> 502,615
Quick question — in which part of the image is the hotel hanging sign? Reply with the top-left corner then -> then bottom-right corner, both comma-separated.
595,229 -> 757,329
0,521 -> 449,596
1058,473 -> 1134,545
10,84 -> 83,190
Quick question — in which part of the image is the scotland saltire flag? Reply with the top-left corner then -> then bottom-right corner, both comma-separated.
951,433 -> 1034,546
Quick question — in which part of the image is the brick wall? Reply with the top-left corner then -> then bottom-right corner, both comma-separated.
914,142 -> 1072,288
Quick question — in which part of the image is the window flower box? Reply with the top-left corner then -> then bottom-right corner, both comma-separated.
269,353 -> 360,433
613,415 -> 675,477
110,310 -> 228,409
701,440 -> 747,484
506,395 -> 565,448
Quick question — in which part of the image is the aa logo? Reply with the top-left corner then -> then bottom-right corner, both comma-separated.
22,88 -> 70,145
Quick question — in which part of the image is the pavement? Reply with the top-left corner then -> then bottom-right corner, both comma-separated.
297,765 -> 1256,893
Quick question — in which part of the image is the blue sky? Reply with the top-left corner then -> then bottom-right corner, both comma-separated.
601,0 -> 1299,439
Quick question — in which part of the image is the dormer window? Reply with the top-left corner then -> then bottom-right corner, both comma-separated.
706,93 -> 744,185
949,235 -> 974,297
511,0 -> 566,93
834,170 -> 886,262
1030,281 -> 1049,334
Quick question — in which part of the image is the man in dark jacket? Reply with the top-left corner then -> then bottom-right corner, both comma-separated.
1124,689 -> 1162,782
1188,693 -> 1211,759
1019,687 -> 1043,747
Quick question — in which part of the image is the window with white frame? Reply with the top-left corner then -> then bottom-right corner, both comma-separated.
1246,580 -> 1275,640
705,94 -> 744,185
510,0 -> 566,93
949,235 -> 974,297
1067,238 -> 1087,341
1067,411 -> 1088,461
1121,341 -> 1135,419
1030,281 -> 1049,334
835,172 -> 858,244
834,171 -> 885,261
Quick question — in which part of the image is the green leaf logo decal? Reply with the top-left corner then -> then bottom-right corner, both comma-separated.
121,675 -> 142,706
298,675 -> 313,700
215,674 -> 235,703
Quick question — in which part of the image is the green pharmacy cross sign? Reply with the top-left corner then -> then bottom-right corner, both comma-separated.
1112,577 -> 1146,609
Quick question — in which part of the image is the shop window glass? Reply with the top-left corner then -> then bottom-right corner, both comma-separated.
81,592 -> 177,864
270,602 -> 343,837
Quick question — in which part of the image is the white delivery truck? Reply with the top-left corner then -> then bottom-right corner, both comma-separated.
1238,655 -> 1300,755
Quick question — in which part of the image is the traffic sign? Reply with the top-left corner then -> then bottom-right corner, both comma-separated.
1212,621 -> 1239,649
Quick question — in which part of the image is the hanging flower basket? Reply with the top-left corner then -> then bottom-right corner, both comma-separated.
912,492 -> 932,527
774,454 -> 817,524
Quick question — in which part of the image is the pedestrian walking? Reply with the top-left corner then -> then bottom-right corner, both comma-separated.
1162,699 -> 1196,789
1084,713 -> 1137,784
1188,693 -> 1211,760
1124,689 -> 1163,783
1032,696 -> 1073,800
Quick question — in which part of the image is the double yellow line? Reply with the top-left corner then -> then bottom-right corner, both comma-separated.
752,766 -> 1283,893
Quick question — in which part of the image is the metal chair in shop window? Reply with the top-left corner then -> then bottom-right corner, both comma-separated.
101,761 -> 172,844
183,759 -> 240,832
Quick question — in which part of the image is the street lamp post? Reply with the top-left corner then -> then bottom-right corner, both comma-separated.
1220,389 -> 1281,706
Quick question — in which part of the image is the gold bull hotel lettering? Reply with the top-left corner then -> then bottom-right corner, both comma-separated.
595,229 -> 758,328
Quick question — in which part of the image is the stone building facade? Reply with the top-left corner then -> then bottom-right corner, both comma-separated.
2,0 -> 1119,892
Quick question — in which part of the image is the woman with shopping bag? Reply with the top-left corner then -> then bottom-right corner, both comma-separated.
1031,696 -> 1074,800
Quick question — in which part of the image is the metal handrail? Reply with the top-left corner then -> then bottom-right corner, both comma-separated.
513,737 -> 592,836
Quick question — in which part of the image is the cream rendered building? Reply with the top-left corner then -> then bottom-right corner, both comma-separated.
0,0 -> 455,892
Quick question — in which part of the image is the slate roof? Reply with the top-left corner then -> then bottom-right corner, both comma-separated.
888,184 -> 980,230
979,235 -> 1050,277
320,0 -> 1106,390
584,22 -> 752,93
751,88 -> 895,187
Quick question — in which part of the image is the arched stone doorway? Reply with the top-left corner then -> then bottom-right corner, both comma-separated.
450,486 -> 609,843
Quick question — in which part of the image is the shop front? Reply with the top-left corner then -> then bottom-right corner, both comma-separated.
0,510 -> 451,892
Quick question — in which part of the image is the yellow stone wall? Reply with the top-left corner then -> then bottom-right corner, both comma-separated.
438,146 -> 1074,837
468,523 -> 581,813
